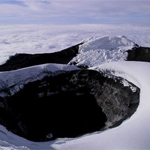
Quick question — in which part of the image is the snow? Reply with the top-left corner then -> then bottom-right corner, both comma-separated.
51,61 -> 150,150
80,36 -> 136,53
0,141 -> 29,150
99,69 -> 137,92
0,61 -> 149,150
121,79 -> 137,92
0,63 -> 79,97
69,36 -> 137,67
0,24 -> 150,65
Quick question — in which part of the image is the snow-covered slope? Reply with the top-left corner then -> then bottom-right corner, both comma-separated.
0,63 -> 79,97
80,36 -> 136,53
69,36 -> 137,67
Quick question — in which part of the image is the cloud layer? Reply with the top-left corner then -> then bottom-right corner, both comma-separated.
0,24 -> 150,64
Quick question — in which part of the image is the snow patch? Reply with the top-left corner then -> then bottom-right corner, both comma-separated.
0,140 -> 29,150
90,67 -> 137,92
69,36 -> 137,67
121,79 -> 137,92
80,36 -> 136,53
0,63 -> 79,97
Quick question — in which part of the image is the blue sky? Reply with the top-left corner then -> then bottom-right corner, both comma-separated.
0,0 -> 150,25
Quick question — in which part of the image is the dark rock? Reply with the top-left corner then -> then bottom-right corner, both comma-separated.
127,47 -> 150,62
1,40 -> 150,71
0,70 -> 140,142
0,43 -> 81,71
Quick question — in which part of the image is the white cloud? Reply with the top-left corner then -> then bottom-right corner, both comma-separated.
17,0 -> 51,10
0,0 -> 150,24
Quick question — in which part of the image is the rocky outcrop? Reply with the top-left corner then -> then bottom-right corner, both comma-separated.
0,43 -> 81,71
127,47 -> 150,62
0,70 -> 140,142
1,40 -> 150,71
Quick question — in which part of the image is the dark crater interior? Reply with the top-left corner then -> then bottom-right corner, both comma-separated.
0,70 -> 140,142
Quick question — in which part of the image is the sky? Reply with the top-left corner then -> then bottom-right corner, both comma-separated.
0,0 -> 150,25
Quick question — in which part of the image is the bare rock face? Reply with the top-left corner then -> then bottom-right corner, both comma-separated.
0,43 -> 81,71
127,46 -> 150,62
0,70 -> 140,142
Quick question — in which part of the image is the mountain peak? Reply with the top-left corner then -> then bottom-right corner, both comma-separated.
69,36 -> 138,67
80,36 -> 137,53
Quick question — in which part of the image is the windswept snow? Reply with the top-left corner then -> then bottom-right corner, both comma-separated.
0,63 -> 79,97
79,36 -> 136,53
69,36 -> 137,67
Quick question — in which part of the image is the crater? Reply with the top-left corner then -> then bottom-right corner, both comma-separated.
0,70 -> 140,141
